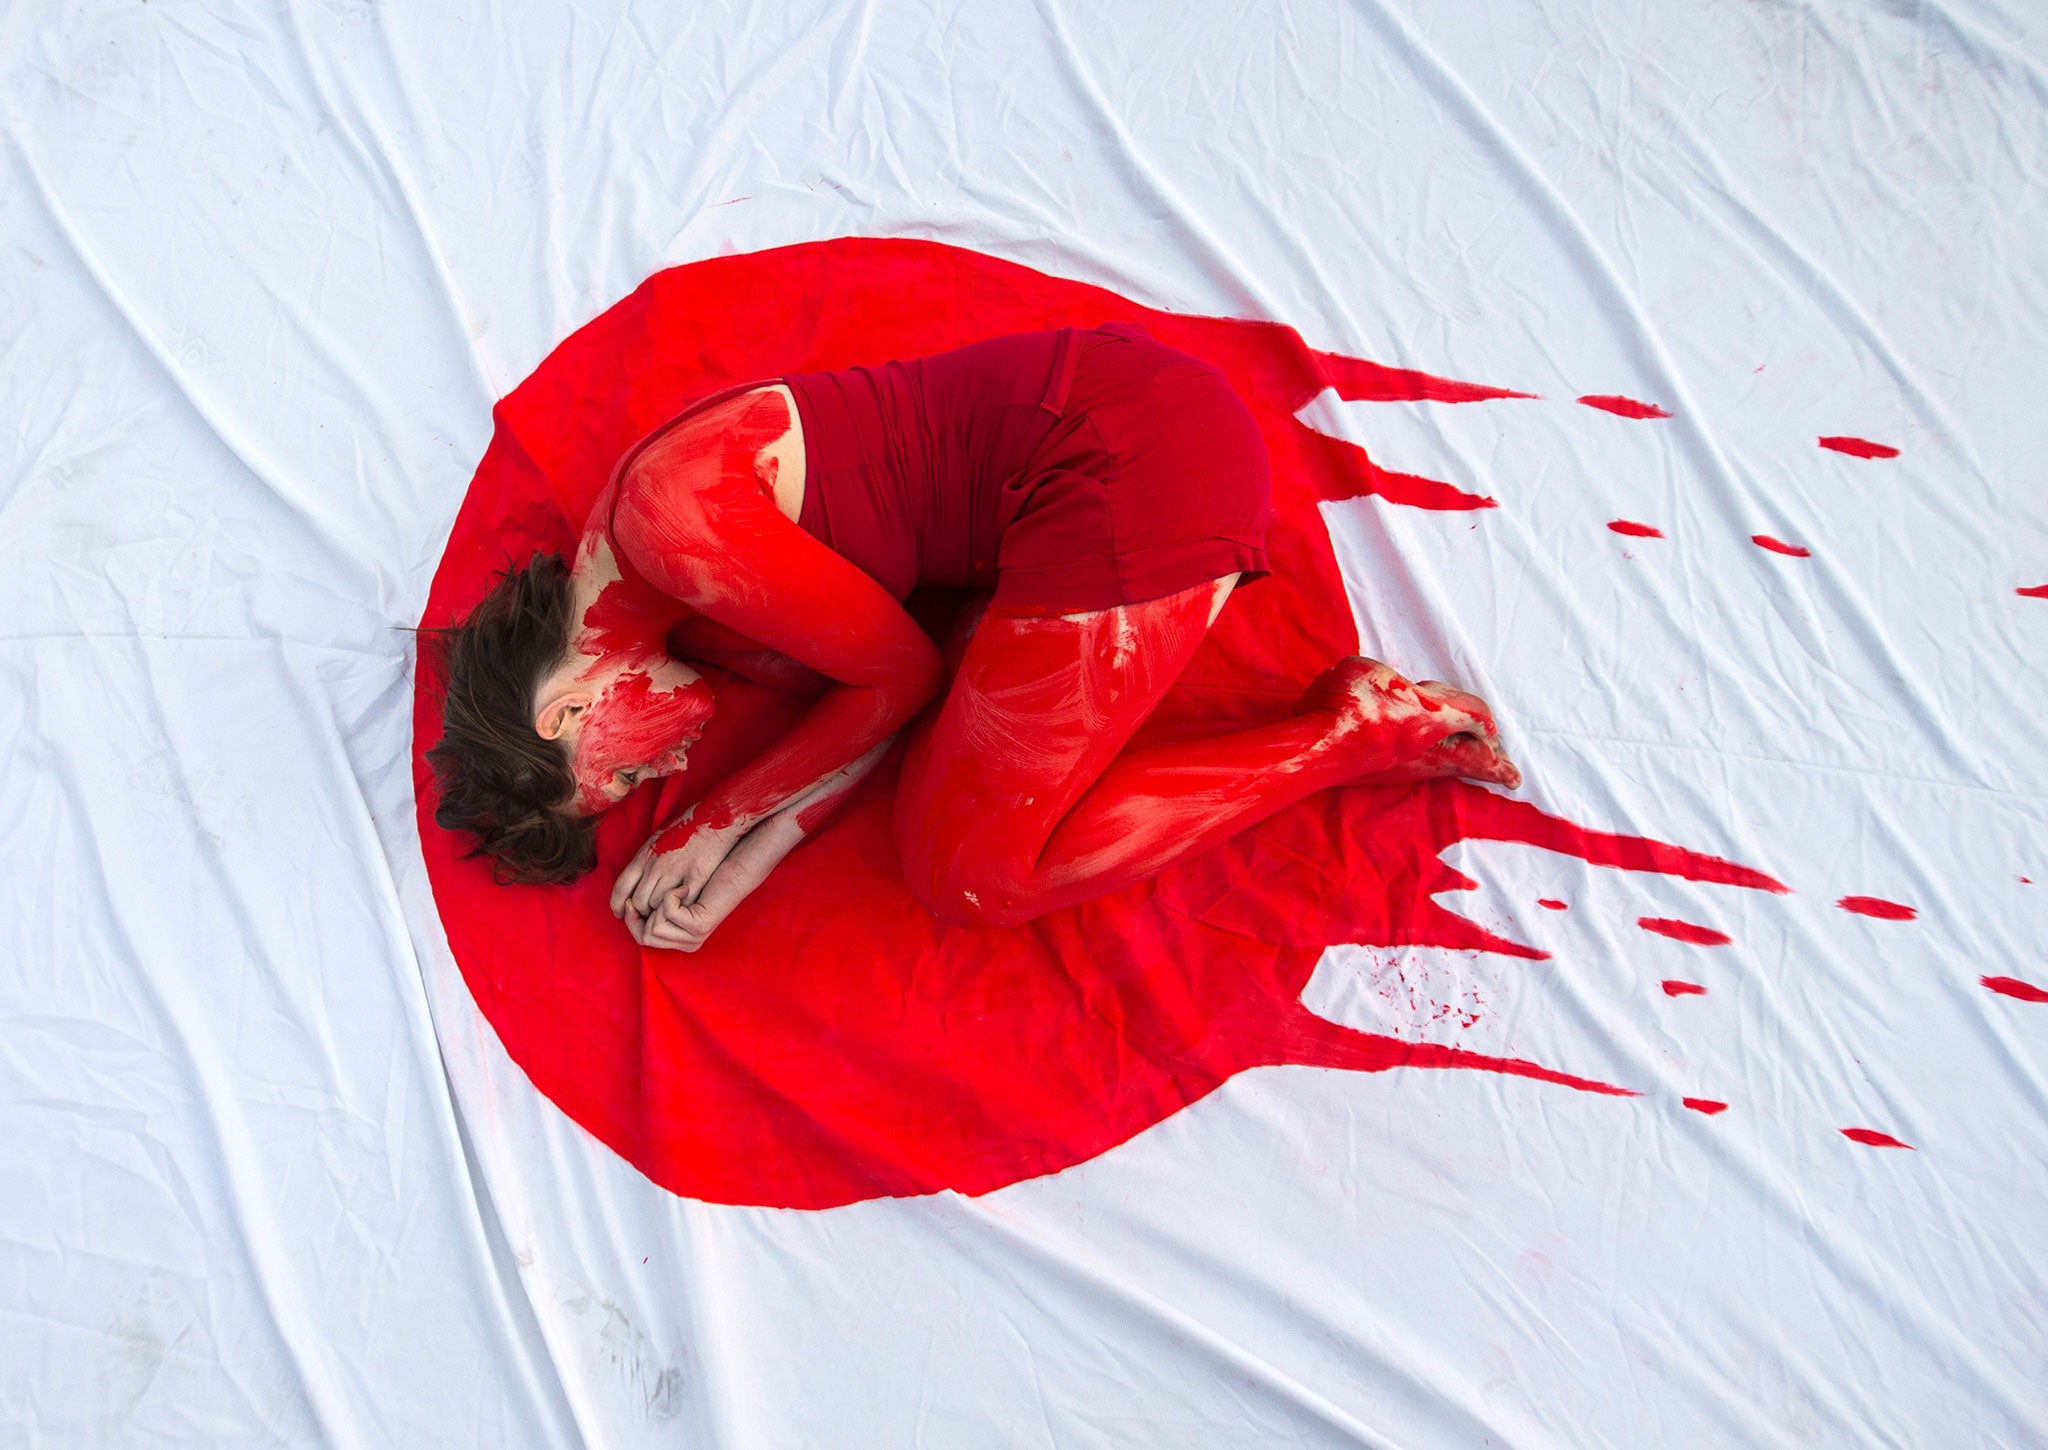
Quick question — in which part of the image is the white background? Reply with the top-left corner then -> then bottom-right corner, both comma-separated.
3,1 -> 2045,1444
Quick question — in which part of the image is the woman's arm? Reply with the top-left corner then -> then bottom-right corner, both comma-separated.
607,408 -> 943,916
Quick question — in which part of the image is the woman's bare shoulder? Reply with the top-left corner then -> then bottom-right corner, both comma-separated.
625,384 -> 806,523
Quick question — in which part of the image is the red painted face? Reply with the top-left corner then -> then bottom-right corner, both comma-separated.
415,238 -> 1799,1210
566,661 -> 716,815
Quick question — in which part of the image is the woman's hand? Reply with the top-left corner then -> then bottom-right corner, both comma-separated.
610,808 -> 744,926
626,812 -> 808,952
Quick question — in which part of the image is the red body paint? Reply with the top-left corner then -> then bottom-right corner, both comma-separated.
1982,976 -> 2048,1003
416,239 -> 1789,1208
1607,520 -> 1663,538
1579,395 -> 1670,420
1537,898 -> 1567,911
1751,535 -> 1810,558
1818,436 -> 1899,459
1840,1127 -> 1913,1149
1661,979 -> 1707,997
1639,917 -> 1733,947
1837,895 -> 1916,921
1682,1098 -> 1728,1115
2017,585 -> 2048,600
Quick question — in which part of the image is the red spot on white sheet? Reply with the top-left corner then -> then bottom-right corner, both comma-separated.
1982,976 -> 2048,1003
1838,895 -> 1915,920
1579,394 -> 1670,419
1661,979 -> 1708,997
1682,1098 -> 1728,1116
1752,535 -> 1810,558
1840,1127 -> 1913,1149
1537,898 -> 1568,911
1639,917 -> 1733,947
1818,435 -> 1899,459
1607,519 -> 1663,538
2018,585 -> 2048,600
416,239 -> 1791,1208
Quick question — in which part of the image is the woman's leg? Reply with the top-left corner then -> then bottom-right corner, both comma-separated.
893,578 -> 1517,928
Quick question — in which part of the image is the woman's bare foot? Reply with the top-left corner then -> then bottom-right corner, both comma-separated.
1297,658 -> 1522,789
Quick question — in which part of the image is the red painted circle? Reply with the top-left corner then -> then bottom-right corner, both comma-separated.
413,239 -> 1779,1208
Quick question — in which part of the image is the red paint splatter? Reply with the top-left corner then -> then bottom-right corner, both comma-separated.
1682,1098 -> 1727,1115
1818,436 -> 1899,459
1661,979 -> 1708,996
1309,348 -> 1536,405
1639,917 -> 1733,947
1982,976 -> 2048,1003
1579,394 -> 1671,420
1607,520 -> 1663,538
1840,1127 -> 1913,1149
1837,895 -> 1916,921
1537,898 -> 1568,911
2018,585 -> 2048,600
416,239 -> 1788,1208
1751,535 -> 1810,558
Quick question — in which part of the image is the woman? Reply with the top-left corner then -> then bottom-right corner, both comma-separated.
429,324 -> 1518,951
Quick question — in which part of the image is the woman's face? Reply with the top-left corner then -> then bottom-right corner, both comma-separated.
564,653 -> 716,815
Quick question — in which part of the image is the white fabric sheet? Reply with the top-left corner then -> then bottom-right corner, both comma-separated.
3,0 -> 2046,1444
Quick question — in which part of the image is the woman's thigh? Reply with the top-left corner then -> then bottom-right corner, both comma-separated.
892,577 -> 1231,923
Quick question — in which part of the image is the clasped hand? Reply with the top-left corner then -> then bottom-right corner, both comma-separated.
609,809 -> 745,952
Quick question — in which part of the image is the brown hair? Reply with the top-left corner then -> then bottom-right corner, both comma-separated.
423,552 -> 598,884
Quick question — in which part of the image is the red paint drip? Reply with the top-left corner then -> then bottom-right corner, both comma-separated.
1579,394 -> 1671,420
1639,917 -> 1733,947
1607,519 -> 1663,538
1840,1127 -> 1913,1149
1682,1098 -> 1727,1115
2018,585 -> 2048,600
415,239 -> 1789,1208
1751,534 -> 1810,558
1661,979 -> 1707,997
1308,348 -> 1536,404
1837,895 -> 1916,921
1537,898 -> 1568,911
1982,976 -> 2048,1003
1818,436 -> 1899,459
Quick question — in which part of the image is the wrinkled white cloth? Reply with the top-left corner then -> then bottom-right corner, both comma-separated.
3,1 -> 2045,1445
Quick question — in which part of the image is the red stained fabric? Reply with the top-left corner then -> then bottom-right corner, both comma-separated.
414,239 -> 1788,1208
1661,980 -> 1708,997
1818,435 -> 1899,459
1639,917 -> 1733,947
1578,395 -> 1671,419
1752,535 -> 1811,558
1607,520 -> 1663,538
1682,1098 -> 1728,1115
2017,584 -> 2048,600
1837,895 -> 1916,920
1840,1127 -> 1913,1149
1982,976 -> 2048,1003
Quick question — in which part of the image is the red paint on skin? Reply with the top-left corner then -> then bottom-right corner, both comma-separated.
1751,535 -> 1810,558
1818,436 -> 1899,459
1607,520 -> 1663,538
1639,917 -> 1732,947
573,670 -> 716,814
1682,1098 -> 1727,1115
415,238 -> 1790,1208
580,576 -> 682,657
1840,1127 -> 1913,1149
1537,898 -> 1567,911
1982,976 -> 2048,1003
1579,395 -> 1671,420
1661,979 -> 1707,997
2018,585 -> 2048,600
1838,895 -> 1916,920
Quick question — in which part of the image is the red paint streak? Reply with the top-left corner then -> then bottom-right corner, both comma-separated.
415,239 -> 1788,1208
1661,979 -> 1708,996
1837,895 -> 1916,921
1840,1127 -> 1913,1149
1818,436 -> 1899,459
572,670 -> 717,814
1982,976 -> 2048,1003
2017,585 -> 2048,600
1579,394 -> 1670,420
1751,534 -> 1810,558
1682,1098 -> 1727,1115
580,577 -> 679,657
1639,917 -> 1733,947
1307,348 -> 1535,404
1537,898 -> 1567,911
1607,520 -> 1663,538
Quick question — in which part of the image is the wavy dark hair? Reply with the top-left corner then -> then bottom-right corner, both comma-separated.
423,552 -> 598,885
